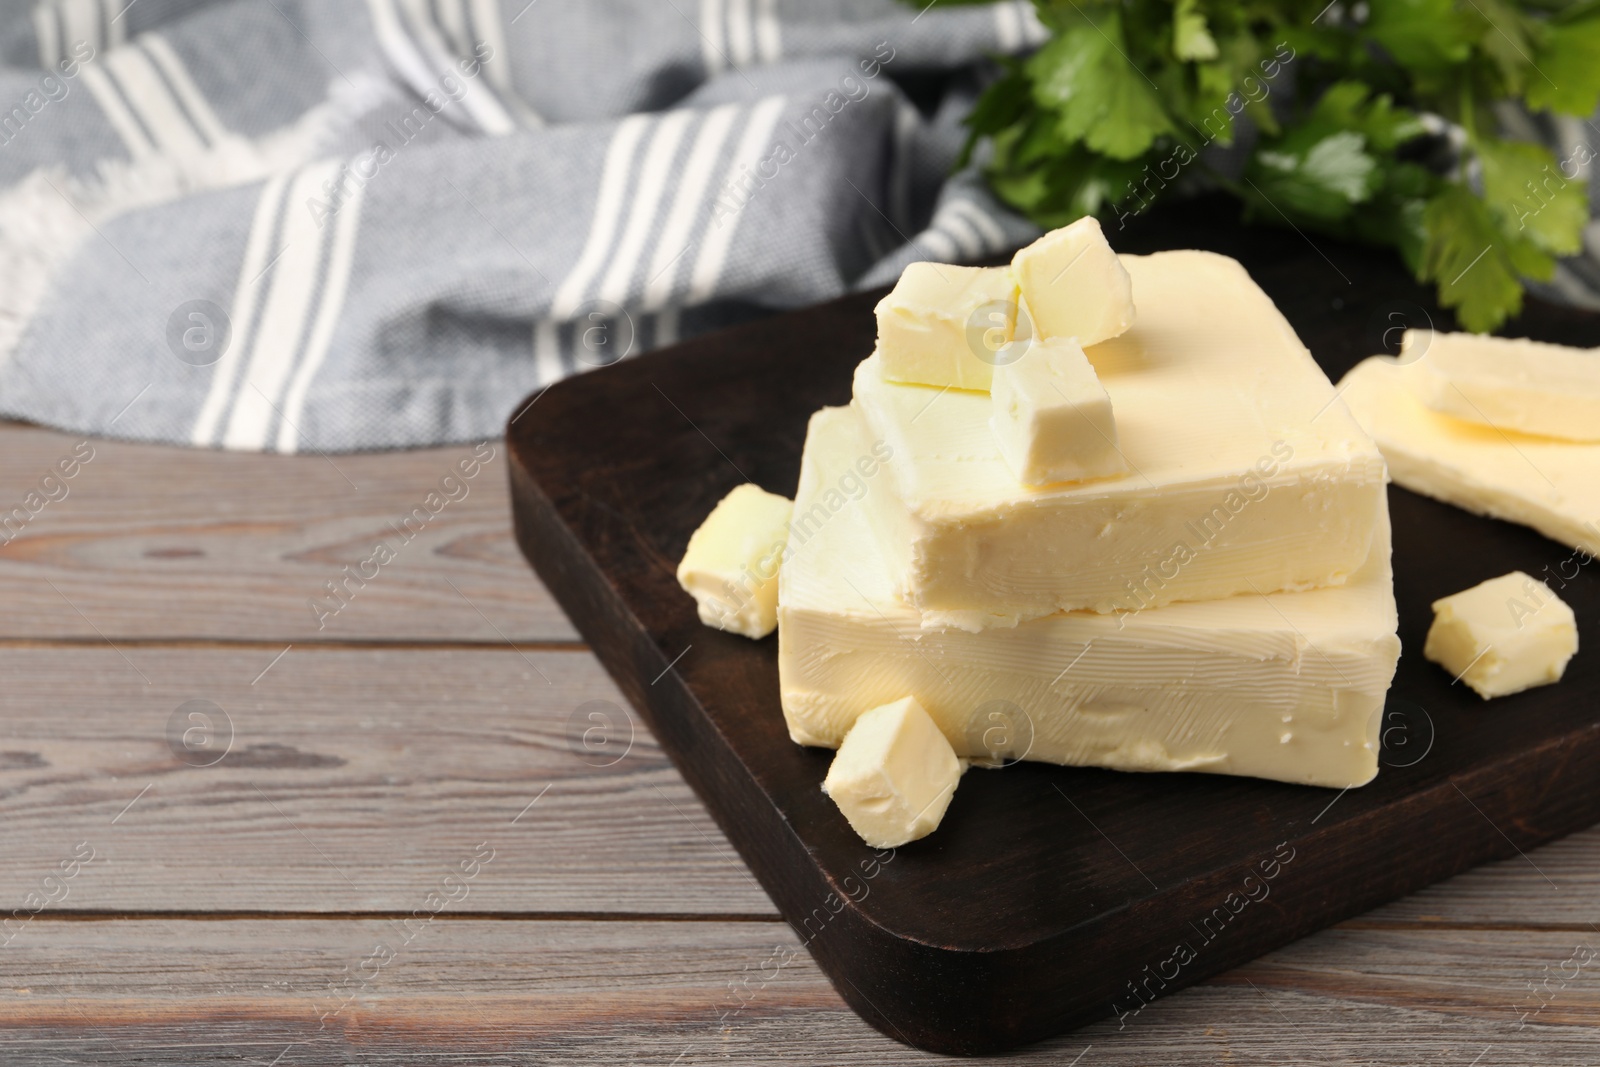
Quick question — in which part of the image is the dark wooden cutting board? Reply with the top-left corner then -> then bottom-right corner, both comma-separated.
506,198 -> 1600,1055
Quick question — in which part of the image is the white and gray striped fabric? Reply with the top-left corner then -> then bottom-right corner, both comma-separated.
3,2 -> 1596,452
0,0 -> 1048,451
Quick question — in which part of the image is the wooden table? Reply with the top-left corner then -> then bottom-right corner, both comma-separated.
2,418 -> 1597,1065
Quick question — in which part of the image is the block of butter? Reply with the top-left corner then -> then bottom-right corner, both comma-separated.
1425,572 -> 1578,699
822,695 -> 962,848
990,336 -> 1127,487
1400,330 -> 1600,441
874,263 -> 1018,391
852,251 -> 1389,630
1339,356 -> 1600,558
1011,216 -> 1134,346
779,406 -> 1401,790
676,483 -> 793,639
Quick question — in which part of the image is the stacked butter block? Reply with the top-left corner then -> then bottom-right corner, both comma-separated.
776,220 -> 1401,801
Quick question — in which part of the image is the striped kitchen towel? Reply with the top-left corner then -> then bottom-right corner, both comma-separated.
0,0 -> 1046,452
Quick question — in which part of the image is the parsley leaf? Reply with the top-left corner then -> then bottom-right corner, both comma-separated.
1365,0 -> 1474,74
1304,81 -> 1428,152
1476,135 -> 1588,258
1247,131 -> 1378,222
1421,185 -> 1532,332
1526,12 -> 1600,115
1462,0 -> 1546,96
1173,0 -> 1220,60
953,0 -> 1597,333
1027,8 -> 1174,160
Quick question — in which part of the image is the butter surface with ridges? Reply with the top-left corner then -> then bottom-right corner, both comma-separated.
1339,356 -> 1600,557
852,251 -> 1388,631
1424,571 -> 1578,699
1400,330 -> 1600,442
874,263 -> 1016,391
778,406 -> 1401,790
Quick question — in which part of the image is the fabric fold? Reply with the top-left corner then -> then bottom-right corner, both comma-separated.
0,0 -> 1587,452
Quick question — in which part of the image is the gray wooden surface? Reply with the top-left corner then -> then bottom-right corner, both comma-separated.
2,421 -> 1598,1065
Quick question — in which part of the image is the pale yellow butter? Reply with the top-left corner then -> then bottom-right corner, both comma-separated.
822,694 -> 962,848
990,336 -> 1127,487
1010,216 -> 1134,346
779,407 -> 1401,790
676,483 -> 792,639
1401,330 -> 1600,442
1424,571 -> 1578,699
1339,356 -> 1600,558
852,251 -> 1388,630
873,263 -> 1018,391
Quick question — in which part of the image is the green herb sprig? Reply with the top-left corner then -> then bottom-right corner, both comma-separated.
955,0 -> 1600,331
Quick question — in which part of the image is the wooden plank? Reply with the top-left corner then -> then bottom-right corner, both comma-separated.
2,918 -> 1599,1063
3,643 -> 1598,928
3,643 -> 1600,927
505,200 -> 1600,1053
3,633 -> 1600,927
1367,829 -> 1600,929
0,422 -> 576,642
0,647 -> 771,916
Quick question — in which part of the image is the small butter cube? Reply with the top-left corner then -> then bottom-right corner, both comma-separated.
1400,330 -> 1600,442
822,696 -> 961,848
874,263 -> 1018,391
1424,571 -> 1578,699
990,336 -> 1127,487
676,483 -> 793,639
1011,217 -> 1134,346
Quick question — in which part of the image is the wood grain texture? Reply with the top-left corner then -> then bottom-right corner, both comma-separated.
0,641 -> 1596,925
6,193 -> 1600,1062
0,648 -> 770,916
506,195 -> 1600,1052
1370,830 -> 1600,929
2,918 -> 1599,1064
0,422 -> 575,642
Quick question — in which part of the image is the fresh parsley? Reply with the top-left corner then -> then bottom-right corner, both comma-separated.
952,0 -> 1600,332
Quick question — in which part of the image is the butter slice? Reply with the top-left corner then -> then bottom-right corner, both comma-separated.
990,337 -> 1127,486
1339,357 -> 1600,558
676,484 -> 793,638
822,695 -> 962,848
1011,216 -> 1134,346
852,251 -> 1388,630
779,406 -> 1400,790
874,263 -> 1018,391
1401,330 -> 1600,442
1425,572 -> 1578,699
